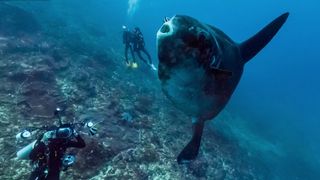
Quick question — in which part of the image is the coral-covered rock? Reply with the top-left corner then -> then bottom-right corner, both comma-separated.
134,145 -> 159,163
213,169 -> 227,180
134,95 -> 154,114
0,3 -> 40,36
74,140 -> 110,178
188,158 -> 209,178
19,94 -> 58,118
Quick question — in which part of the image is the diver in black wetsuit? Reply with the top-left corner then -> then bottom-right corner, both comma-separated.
29,125 -> 86,180
122,25 -> 138,68
132,27 -> 157,70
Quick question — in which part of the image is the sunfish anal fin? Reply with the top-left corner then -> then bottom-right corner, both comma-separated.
177,120 -> 205,164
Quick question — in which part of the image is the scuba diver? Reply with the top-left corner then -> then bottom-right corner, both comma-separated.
132,27 -> 157,71
29,127 -> 85,180
16,108 -> 98,180
122,25 -> 138,68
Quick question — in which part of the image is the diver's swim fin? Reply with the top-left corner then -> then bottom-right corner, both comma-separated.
177,121 -> 204,164
126,61 -> 131,67
131,62 -> 138,68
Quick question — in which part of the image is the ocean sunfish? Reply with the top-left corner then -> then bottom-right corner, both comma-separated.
156,13 -> 289,163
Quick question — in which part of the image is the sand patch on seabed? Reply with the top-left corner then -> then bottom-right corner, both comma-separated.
128,0 -> 140,17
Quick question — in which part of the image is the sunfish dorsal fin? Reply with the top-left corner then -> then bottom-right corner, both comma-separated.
240,12 -> 289,63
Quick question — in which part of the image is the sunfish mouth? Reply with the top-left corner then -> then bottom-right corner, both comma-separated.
157,16 -> 175,38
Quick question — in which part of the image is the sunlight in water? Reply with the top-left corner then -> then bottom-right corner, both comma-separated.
128,0 -> 140,16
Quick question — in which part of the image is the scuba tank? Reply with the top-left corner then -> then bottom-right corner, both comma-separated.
16,140 -> 36,160
16,129 -> 36,160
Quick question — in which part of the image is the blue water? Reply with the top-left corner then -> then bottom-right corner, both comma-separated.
5,0 -> 320,179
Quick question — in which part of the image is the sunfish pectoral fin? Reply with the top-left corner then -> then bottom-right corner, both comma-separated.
177,120 -> 205,164
240,12 -> 289,63
210,67 -> 233,77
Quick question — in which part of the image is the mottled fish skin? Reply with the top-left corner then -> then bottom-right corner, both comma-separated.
157,15 -> 242,120
156,13 -> 289,163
